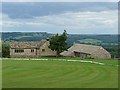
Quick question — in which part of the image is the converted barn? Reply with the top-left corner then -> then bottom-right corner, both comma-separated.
60,43 -> 111,59
10,39 -> 57,58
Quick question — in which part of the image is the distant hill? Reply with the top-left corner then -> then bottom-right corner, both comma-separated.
2,32 -> 118,45
79,39 -> 102,44
2,32 -> 53,42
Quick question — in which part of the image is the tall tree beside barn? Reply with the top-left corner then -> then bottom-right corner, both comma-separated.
49,30 -> 67,56
2,42 -> 10,57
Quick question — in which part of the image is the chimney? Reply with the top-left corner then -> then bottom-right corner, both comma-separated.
46,38 -> 49,41
73,42 -> 76,45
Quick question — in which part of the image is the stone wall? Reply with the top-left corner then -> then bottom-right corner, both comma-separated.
39,41 -> 57,56
10,48 -> 37,58
10,41 -> 57,58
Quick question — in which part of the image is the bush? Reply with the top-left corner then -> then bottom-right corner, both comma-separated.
2,42 -> 10,58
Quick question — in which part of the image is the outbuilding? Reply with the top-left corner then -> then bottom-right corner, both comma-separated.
60,43 -> 111,59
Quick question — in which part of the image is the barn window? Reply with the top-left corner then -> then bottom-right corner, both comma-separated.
31,49 -> 34,52
42,49 -> 45,52
15,49 -> 24,53
15,49 -> 17,53
21,49 -> 24,52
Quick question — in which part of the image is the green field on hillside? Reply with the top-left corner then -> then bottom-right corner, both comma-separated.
79,39 -> 102,44
2,58 -> 118,88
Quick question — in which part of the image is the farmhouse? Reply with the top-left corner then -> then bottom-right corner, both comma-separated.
60,43 -> 111,59
10,39 -> 57,58
10,39 -> 111,59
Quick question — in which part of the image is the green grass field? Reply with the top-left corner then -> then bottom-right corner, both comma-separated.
2,58 -> 118,88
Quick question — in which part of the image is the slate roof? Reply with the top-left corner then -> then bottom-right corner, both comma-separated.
10,40 -> 47,49
71,44 -> 104,54
60,43 -> 111,59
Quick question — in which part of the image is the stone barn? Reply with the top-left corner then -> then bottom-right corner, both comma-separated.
60,43 -> 111,59
10,39 -> 57,58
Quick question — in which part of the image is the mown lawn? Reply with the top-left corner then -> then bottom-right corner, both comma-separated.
2,58 -> 118,88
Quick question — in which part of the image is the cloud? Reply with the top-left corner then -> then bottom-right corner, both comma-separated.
40,10 -> 117,26
2,2 -> 118,19
1,0 -> 119,2
2,9 -> 118,34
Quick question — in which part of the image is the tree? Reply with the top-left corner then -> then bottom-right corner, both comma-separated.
49,30 -> 67,56
2,42 -> 10,58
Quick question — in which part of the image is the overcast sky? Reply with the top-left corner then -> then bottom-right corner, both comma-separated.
1,2 -> 118,34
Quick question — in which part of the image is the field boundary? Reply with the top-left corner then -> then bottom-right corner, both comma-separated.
2,58 -> 119,67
